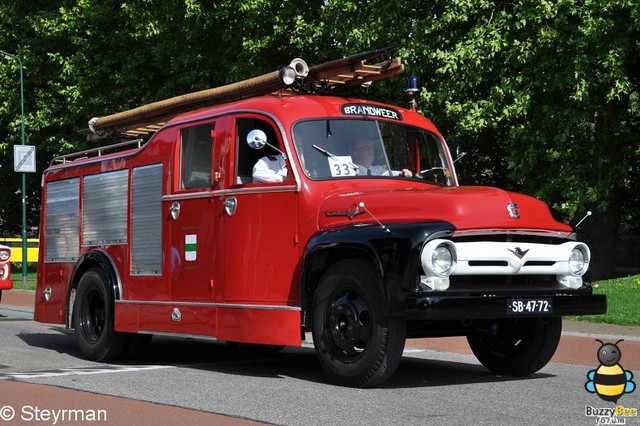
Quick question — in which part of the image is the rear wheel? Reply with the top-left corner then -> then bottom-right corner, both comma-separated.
73,268 -> 127,362
467,317 -> 562,375
312,259 -> 406,388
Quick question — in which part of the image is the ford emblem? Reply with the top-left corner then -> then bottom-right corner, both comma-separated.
507,203 -> 520,219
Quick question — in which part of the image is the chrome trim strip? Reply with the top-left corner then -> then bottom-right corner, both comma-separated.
161,183 -> 298,202
215,185 -> 298,196
162,192 -> 213,201
116,300 -> 301,311
138,330 -> 219,341
452,228 -> 571,239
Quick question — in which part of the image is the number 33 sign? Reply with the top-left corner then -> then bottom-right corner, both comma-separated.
328,156 -> 358,177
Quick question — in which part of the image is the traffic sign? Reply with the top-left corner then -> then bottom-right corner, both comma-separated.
14,145 -> 36,173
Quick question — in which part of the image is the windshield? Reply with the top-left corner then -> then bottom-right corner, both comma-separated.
292,119 -> 454,186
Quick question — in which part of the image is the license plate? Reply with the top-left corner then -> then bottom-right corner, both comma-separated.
507,298 -> 553,315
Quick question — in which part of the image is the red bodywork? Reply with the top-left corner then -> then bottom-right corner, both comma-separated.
0,245 -> 13,291
34,94 -> 574,345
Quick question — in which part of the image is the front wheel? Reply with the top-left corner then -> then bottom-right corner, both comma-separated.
467,317 -> 562,375
73,268 -> 127,362
312,259 -> 406,388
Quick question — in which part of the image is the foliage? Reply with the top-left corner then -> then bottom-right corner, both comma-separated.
569,274 -> 640,326
0,0 -> 637,278
0,0 -> 322,235
406,0 -> 640,277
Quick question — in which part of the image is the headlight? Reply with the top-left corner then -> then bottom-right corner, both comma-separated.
279,66 -> 297,86
432,246 -> 454,276
568,247 -> 587,275
421,239 -> 457,278
0,249 -> 10,261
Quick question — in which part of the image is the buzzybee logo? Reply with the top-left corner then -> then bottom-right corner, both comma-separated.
585,339 -> 635,402
584,340 -> 638,425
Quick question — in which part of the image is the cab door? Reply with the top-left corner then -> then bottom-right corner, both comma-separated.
165,119 -> 219,301
220,115 -> 299,305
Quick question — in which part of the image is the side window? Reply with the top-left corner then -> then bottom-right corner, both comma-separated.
181,123 -> 214,189
235,118 -> 286,185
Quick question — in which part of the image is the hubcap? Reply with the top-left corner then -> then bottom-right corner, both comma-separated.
80,288 -> 106,344
486,319 -> 529,353
326,290 -> 372,360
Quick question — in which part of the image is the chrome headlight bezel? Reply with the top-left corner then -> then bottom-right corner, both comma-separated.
0,249 -> 10,262
421,239 -> 457,278
568,246 -> 589,276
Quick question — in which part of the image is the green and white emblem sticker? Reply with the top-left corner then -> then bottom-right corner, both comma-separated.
185,234 -> 197,261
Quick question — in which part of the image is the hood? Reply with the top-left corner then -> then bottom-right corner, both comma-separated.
317,185 -> 572,235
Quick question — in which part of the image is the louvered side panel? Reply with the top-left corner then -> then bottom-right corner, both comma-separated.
131,164 -> 163,275
45,178 -> 80,262
82,170 -> 129,245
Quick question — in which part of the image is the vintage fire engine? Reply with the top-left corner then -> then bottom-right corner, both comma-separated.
0,244 -> 12,302
35,48 -> 606,387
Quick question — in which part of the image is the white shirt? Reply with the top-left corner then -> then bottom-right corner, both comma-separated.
253,155 -> 288,182
355,163 -> 387,176
355,163 -> 408,177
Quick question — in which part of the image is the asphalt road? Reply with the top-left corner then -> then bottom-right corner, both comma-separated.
1,291 -> 639,426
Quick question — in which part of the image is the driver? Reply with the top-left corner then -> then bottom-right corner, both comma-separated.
351,139 -> 412,177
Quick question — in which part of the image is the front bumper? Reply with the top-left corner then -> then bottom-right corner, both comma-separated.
406,293 -> 607,320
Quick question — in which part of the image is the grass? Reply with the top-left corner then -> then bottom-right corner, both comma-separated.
568,274 -> 640,327
9,271 -> 37,289
8,271 -> 640,327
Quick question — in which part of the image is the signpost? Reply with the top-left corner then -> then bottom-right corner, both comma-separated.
1,49 -> 29,287
14,145 -> 36,173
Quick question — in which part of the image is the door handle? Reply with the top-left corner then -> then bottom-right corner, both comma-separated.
170,201 -> 180,220
224,196 -> 237,216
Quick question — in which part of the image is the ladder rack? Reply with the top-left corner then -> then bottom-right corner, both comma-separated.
51,138 -> 146,166
87,48 -> 404,139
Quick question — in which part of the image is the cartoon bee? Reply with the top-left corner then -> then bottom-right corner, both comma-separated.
585,339 -> 636,403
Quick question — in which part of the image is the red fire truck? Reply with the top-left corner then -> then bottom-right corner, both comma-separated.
0,245 -> 12,302
35,49 -> 606,387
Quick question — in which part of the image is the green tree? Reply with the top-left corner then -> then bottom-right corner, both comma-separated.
287,0 -> 640,278
0,0 -> 323,235
0,0 -> 637,279
406,0 -> 639,279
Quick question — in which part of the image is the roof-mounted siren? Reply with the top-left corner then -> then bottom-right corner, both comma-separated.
279,58 -> 309,86
406,75 -> 419,111
88,116 -> 106,138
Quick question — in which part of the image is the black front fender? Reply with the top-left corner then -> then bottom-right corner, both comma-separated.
300,221 -> 454,324
66,249 -> 122,327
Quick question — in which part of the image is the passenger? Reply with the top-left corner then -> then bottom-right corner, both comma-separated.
252,153 -> 288,183
351,139 -> 412,177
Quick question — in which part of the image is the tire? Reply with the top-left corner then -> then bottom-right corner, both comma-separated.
312,259 -> 406,388
73,268 -> 127,362
467,317 -> 562,375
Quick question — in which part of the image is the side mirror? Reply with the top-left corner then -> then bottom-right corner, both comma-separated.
454,146 -> 467,164
247,129 -> 267,149
246,128 -> 286,158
